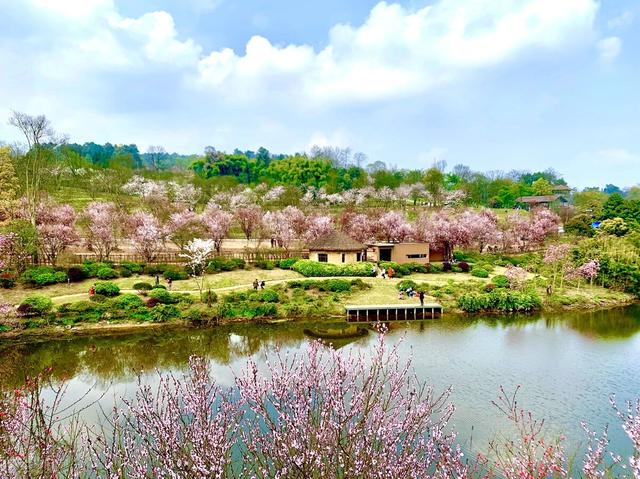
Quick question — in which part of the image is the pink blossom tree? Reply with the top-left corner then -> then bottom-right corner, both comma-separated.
304,215 -> 333,243
504,265 -> 529,290
460,209 -> 499,253
165,210 -> 204,252
202,204 -> 233,252
81,202 -> 120,261
181,238 -> 216,299
235,206 -> 263,241
128,212 -> 163,263
281,206 -> 308,239
415,210 -> 471,262
0,233 -> 16,271
543,244 -> 573,290
376,211 -> 413,243
35,201 -> 80,265
573,259 -> 600,288
263,210 -> 295,249
341,212 -> 376,244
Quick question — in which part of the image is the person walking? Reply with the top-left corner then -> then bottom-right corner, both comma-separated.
418,290 -> 425,306
89,285 -> 95,298
167,277 -> 173,290
381,268 -> 386,279
155,274 -> 160,287
388,267 -> 395,279
260,280 -> 266,290
253,279 -> 259,290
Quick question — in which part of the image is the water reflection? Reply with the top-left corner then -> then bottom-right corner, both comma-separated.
1,306 -> 639,389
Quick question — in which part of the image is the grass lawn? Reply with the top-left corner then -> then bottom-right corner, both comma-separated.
1,268 -> 304,305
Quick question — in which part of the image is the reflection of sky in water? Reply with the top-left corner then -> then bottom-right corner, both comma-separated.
4,306 -> 640,462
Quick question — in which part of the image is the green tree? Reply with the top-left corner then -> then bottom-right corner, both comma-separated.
597,217 -> 630,237
9,111 -> 60,225
423,167 -> 445,206
531,178 -> 553,196
0,147 -> 19,221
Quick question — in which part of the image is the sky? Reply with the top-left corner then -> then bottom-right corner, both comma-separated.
0,0 -> 638,188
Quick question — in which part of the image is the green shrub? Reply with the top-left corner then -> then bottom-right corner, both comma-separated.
379,261 -> 411,277
108,294 -> 144,310
66,266 -> 87,282
349,279 -> 371,290
21,267 -> 67,287
457,289 -> 541,313
19,295 -> 53,316
94,281 -> 120,297
259,289 -> 280,303
278,257 -> 301,269
292,260 -> 375,278
133,282 -> 153,293
66,301 -> 100,313
119,261 -> 144,274
162,266 -> 189,281
396,279 -> 418,291
143,263 -> 172,275
0,272 -> 16,288
118,267 -> 132,278
492,275 -> 510,288
82,261 -> 114,278
147,288 -> 180,304
90,294 -> 107,303
405,262 -> 428,273
471,268 -> 489,278
255,260 -> 275,270
427,263 -> 443,273
96,267 -> 118,280
149,304 -> 180,322
206,257 -> 245,273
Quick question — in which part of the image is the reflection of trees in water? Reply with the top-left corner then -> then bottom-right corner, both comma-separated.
0,324 -> 311,389
462,305 -> 640,340
2,307 -> 639,389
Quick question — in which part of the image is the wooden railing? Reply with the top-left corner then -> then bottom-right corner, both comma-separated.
66,249 -> 309,265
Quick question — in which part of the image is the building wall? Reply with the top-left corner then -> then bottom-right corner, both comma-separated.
309,251 -> 360,264
390,243 -> 430,264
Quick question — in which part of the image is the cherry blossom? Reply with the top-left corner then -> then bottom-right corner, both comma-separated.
82,202 -> 120,261
235,206 -> 263,240
35,201 -> 80,265
202,204 -> 233,252
304,215 -> 333,242
165,210 -> 204,251
128,212 -> 163,263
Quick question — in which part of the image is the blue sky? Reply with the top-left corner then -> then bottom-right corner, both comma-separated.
0,0 -> 638,188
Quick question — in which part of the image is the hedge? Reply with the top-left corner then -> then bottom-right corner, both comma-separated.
278,258 -> 301,269
206,257 -> 245,273
471,268 -> 489,278
292,260 -> 376,278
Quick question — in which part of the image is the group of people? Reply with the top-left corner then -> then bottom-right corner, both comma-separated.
371,265 -> 395,279
155,275 -> 172,290
398,287 -> 426,305
253,279 -> 266,290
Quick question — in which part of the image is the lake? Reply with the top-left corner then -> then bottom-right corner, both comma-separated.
1,305 -> 640,460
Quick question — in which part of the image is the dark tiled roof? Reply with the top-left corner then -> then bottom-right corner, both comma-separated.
515,195 -> 560,203
307,230 -> 365,251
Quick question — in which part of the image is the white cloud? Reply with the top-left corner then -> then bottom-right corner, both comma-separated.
196,0 -> 599,103
608,10 -> 634,29
597,36 -> 622,62
596,148 -> 640,166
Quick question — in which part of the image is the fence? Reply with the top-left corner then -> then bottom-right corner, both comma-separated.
67,249 -> 308,265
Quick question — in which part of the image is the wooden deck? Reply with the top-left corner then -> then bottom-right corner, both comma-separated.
345,303 -> 443,322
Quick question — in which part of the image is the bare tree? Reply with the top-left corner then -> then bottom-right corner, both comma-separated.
8,111 -> 60,225
146,145 -> 166,170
